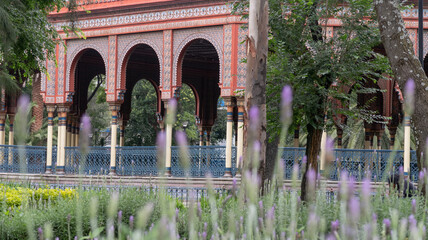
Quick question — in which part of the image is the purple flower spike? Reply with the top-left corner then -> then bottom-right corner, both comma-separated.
307,168 -> 316,190
409,214 -> 417,227
326,137 -> 334,153
281,85 -> 293,106
361,178 -> 371,198
17,95 -> 30,113
331,220 -> 339,232
405,78 -> 415,114
258,200 -> 263,210
302,156 -> 307,165
129,215 -> 134,229
249,106 -> 259,131
281,85 -> 293,123
412,199 -> 417,214
348,197 -> 360,221
118,210 -> 123,222
156,131 -> 166,149
383,218 -> 391,227
253,140 -> 261,152
81,114 -> 91,135
169,98 -> 177,111
175,130 -> 188,147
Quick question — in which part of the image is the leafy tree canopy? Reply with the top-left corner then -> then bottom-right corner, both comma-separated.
0,0 -> 69,91
267,0 -> 391,139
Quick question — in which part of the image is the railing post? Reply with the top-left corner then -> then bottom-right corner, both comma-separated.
7,114 -> 15,166
404,114 -> 411,177
0,113 -> 6,145
165,101 -> 173,176
109,104 -> 120,175
45,105 -> 55,173
224,97 -> 233,177
237,97 -> 245,171
319,129 -> 327,174
56,105 -> 69,174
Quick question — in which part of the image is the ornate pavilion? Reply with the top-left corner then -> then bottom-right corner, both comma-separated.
0,0 -> 426,178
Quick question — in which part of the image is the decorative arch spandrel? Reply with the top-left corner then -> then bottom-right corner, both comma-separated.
172,26 -> 224,88
117,32 -> 164,90
66,37 -> 108,94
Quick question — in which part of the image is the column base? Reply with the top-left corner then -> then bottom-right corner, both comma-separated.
56,166 -> 65,175
109,167 -> 116,176
164,168 -> 172,177
224,171 -> 233,178
45,166 -> 52,174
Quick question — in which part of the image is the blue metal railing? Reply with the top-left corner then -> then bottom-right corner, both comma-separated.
280,147 -> 419,181
64,146 -> 110,174
0,145 -> 47,173
0,145 -> 420,181
171,146 -> 229,177
116,146 -> 158,176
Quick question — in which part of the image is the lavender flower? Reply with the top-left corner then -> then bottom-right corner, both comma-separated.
129,215 -> 134,229
348,197 -> 360,222
80,114 -> 91,155
156,131 -> 166,170
405,78 -> 415,115
361,178 -> 371,197
331,220 -> 339,232
281,85 -> 293,123
249,106 -> 259,132
17,95 -> 30,114
118,210 -> 123,223
175,130 -> 188,147
38,227 -> 43,240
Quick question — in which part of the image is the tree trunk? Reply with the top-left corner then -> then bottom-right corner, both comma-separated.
244,0 -> 269,189
374,1 -> 428,177
300,124 -> 323,201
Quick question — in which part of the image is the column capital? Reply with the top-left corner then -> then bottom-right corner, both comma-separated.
236,96 -> 245,107
109,103 -> 121,112
56,104 -> 70,113
46,104 -> 56,113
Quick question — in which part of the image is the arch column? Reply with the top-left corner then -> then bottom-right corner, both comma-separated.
0,112 -> 6,145
336,128 -> 343,149
236,97 -> 245,170
119,119 -> 126,147
56,105 -> 69,174
224,97 -> 234,177
46,105 -> 55,173
7,114 -> 14,146
109,104 -> 120,175
164,100 -> 173,176
205,127 -> 212,146
404,114 -> 411,177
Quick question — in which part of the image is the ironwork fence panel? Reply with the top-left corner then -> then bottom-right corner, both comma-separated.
171,146 -> 227,177
115,146 -> 158,176
0,145 -> 47,173
280,148 -> 419,181
64,146 -> 110,175
280,147 -> 306,179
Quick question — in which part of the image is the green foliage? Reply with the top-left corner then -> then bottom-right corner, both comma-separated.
0,0 -> 68,91
125,80 -> 159,146
267,0 -> 391,139
86,75 -> 110,146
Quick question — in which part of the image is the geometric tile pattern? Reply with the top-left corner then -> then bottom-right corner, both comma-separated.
108,36 -> 117,95
163,30 -> 172,94
117,32 -> 163,89
66,37 -> 108,93
223,25 -> 233,88
53,4 -> 231,31
237,26 -> 247,88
